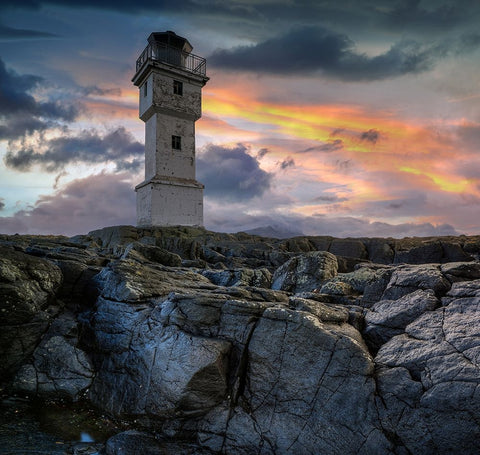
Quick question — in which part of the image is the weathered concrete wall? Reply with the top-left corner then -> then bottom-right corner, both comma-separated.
136,179 -> 203,227
139,70 -> 202,121
143,113 -> 195,181
135,62 -> 207,227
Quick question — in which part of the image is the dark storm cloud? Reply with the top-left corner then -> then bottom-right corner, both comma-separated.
0,0 -> 260,19
0,58 -> 79,139
0,22 -> 58,39
279,157 -> 295,170
0,58 -> 43,113
210,25 -> 480,80
388,202 -> 404,209
82,86 -> 122,97
0,198 -> 5,210
5,127 -> 143,172
4,0 -> 479,34
384,0 -> 470,30
300,139 -> 344,154
360,129 -> 379,143
197,143 -> 273,202
313,195 -> 349,204
456,33 -> 480,53
0,118 -> 51,140
115,157 -> 144,172
257,148 -> 270,159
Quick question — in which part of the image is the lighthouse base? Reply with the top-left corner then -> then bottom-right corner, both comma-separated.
135,177 -> 204,227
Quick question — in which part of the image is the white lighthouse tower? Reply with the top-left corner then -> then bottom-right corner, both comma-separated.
132,31 -> 209,227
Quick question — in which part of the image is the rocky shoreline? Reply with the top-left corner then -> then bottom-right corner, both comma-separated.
1,225 -> 480,454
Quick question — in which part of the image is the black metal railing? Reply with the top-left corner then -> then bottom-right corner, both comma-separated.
136,42 -> 206,76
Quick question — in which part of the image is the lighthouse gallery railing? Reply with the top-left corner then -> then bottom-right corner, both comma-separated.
136,42 -> 206,76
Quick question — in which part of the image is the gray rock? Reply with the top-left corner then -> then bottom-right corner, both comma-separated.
394,240 -> 443,264
441,261 -> 480,281
441,241 -> 473,262
319,264 -> 393,307
375,282 -> 480,454
105,430 -> 214,455
13,336 -> 94,400
95,259 -> 214,302
199,306 -> 392,454
90,303 -> 231,417
329,238 -> 368,259
122,242 -> 182,267
318,279 -> 359,305
0,246 -> 63,380
87,225 -> 140,252
364,239 -> 395,264
202,268 -> 272,288
364,289 -> 439,351
382,264 -> 451,300
271,251 -> 338,293
3,229 -> 480,454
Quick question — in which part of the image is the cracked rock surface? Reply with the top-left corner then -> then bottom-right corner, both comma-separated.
2,226 -> 480,454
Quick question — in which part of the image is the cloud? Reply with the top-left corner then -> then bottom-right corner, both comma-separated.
0,22 -> 58,39
4,0 -> 478,37
0,57 -> 79,140
4,127 -> 144,172
82,85 -> 122,97
300,139 -> 344,153
0,172 -> 136,236
313,195 -> 349,204
0,0 -> 261,19
384,0 -> 469,31
197,143 -> 273,202
209,25 -> 477,80
0,198 -> 4,211
204,208 -> 459,238
360,129 -> 379,143
257,148 -> 270,159
279,157 -> 295,170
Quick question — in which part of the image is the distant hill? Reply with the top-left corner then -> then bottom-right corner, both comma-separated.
243,224 -> 303,238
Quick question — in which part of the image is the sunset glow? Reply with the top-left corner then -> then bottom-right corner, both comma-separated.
0,1 -> 479,236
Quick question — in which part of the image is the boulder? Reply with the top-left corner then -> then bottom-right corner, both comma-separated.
320,264 -> 393,307
199,306 -> 391,454
441,261 -> 480,281
87,225 -> 139,252
394,240 -> 443,264
95,259 -> 214,302
441,241 -> 473,262
364,239 -> 395,264
202,268 -> 271,288
329,238 -> 368,259
381,264 -> 451,300
0,246 -> 63,380
271,251 -> 338,293
122,242 -> 182,267
105,430 -> 214,455
13,335 -> 94,400
364,289 -> 439,351
375,279 -> 480,454
90,314 -> 231,417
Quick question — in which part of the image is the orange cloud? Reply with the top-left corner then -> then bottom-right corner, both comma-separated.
202,77 -> 477,207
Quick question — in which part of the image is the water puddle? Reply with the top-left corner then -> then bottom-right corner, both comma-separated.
0,396 -> 120,454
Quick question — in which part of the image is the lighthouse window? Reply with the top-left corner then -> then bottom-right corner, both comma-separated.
143,81 -> 148,97
173,80 -> 183,96
172,135 -> 181,150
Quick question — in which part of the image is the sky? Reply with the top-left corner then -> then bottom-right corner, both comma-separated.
0,0 -> 480,237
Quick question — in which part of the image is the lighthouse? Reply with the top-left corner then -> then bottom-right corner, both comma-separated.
132,31 -> 209,227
